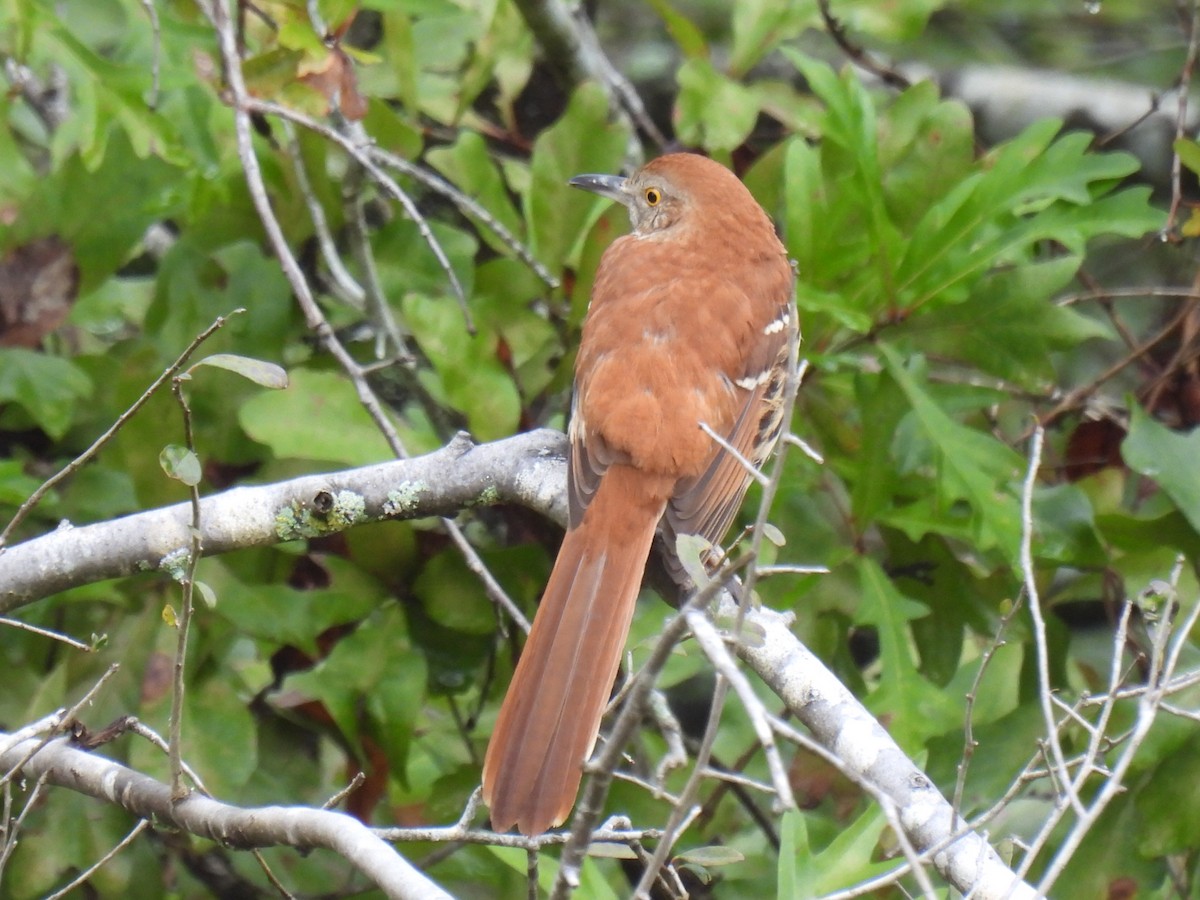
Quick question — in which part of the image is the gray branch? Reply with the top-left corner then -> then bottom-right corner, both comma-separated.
0,429 -> 567,614
736,598 -> 1040,900
0,733 -> 450,900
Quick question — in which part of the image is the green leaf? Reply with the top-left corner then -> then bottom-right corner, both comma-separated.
375,218 -> 477,302
186,676 -> 258,795
1122,405 -> 1200,535
0,459 -> 47,505
586,842 -> 639,859
0,349 -> 92,439
895,124 -> 1159,313
675,533 -> 714,589
1031,482 -> 1107,566
645,0 -> 709,59
41,19 -> 185,168
192,354 -> 288,390
1175,137 -> 1200,176
850,371 -> 904,526
856,556 -> 960,747
524,83 -> 629,273
210,560 -> 381,653
880,346 -> 1024,554
370,652 -> 427,788
807,802 -> 894,894
782,52 -> 899,308
159,444 -> 201,486
909,258 -> 1112,386
413,549 -> 496,635
676,59 -> 760,152
731,0 -> 817,76
426,131 -> 525,258
239,368 -> 393,466
403,293 -> 520,441
674,846 -> 745,867
777,809 -> 805,899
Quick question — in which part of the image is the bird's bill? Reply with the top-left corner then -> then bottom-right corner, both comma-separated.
568,173 -> 629,206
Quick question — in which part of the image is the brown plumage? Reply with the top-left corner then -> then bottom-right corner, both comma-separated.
482,153 -> 796,835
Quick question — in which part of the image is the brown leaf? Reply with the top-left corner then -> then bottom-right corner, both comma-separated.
0,236 -> 79,348
140,651 -> 174,706
1063,418 -> 1126,482
299,48 -> 368,121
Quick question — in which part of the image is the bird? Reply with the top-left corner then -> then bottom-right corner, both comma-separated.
482,152 -> 796,835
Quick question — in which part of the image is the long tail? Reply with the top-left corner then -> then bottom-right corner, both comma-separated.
482,466 -> 667,835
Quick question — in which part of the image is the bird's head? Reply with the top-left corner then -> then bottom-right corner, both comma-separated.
569,153 -> 758,239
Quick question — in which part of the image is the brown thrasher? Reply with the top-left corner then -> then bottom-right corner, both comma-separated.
482,153 -> 795,835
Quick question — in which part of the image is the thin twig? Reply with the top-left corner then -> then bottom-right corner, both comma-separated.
347,124 -> 474,332
277,119 -> 368,311
1037,298 -> 1196,428
1165,0 -> 1200,236
817,0 -> 910,90
0,311 -> 243,549
203,0 -> 529,633
340,152 -> 413,360
167,376 -> 204,800
1019,424 -> 1083,816
550,557 -> 755,899
126,718 -> 211,795
0,616 -> 92,651
1035,562 -> 1189,894
953,599 -> 1021,818
44,819 -> 151,900
137,0 -> 161,108
1,664 -> 119,786
698,421 -> 771,486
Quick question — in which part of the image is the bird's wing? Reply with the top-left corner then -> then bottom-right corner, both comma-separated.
660,298 -> 795,582
566,392 -> 634,530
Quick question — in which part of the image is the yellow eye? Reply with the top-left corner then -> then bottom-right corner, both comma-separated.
644,187 -> 661,206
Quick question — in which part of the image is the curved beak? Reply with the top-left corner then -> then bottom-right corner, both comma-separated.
568,173 -> 629,206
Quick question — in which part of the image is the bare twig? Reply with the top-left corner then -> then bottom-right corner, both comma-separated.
44,819 -> 151,900
277,119 -> 367,311
817,0 -> 911,90
953,599 -> 1021,818
127,718 -> 211,795
0,616 -> 92,651
137,0 -> 161,108
166,376 -> 204,800
1020,425 -> 1083,816
0,311 -> 242,549
1165,0 -> 1200,236
1,664 -> 119,787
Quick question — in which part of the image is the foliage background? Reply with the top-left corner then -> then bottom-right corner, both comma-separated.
2,0 -> 1200,896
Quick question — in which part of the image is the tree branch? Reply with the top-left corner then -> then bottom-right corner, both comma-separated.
0,733 -> 450,900
735,598 -> 1040,900
0,429 -> 567,613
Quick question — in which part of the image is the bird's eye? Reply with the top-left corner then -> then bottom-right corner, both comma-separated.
644,187 -> 662,206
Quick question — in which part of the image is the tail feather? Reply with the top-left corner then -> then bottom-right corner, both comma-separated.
483,467 -> 667,834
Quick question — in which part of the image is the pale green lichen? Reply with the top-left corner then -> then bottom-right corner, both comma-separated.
325,490 -> 367,530
274,502 -> 309,541
159,548 -> 192,582
274,492 -> 369,541
464,483 -> 500,509
384,480 -> 428,517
